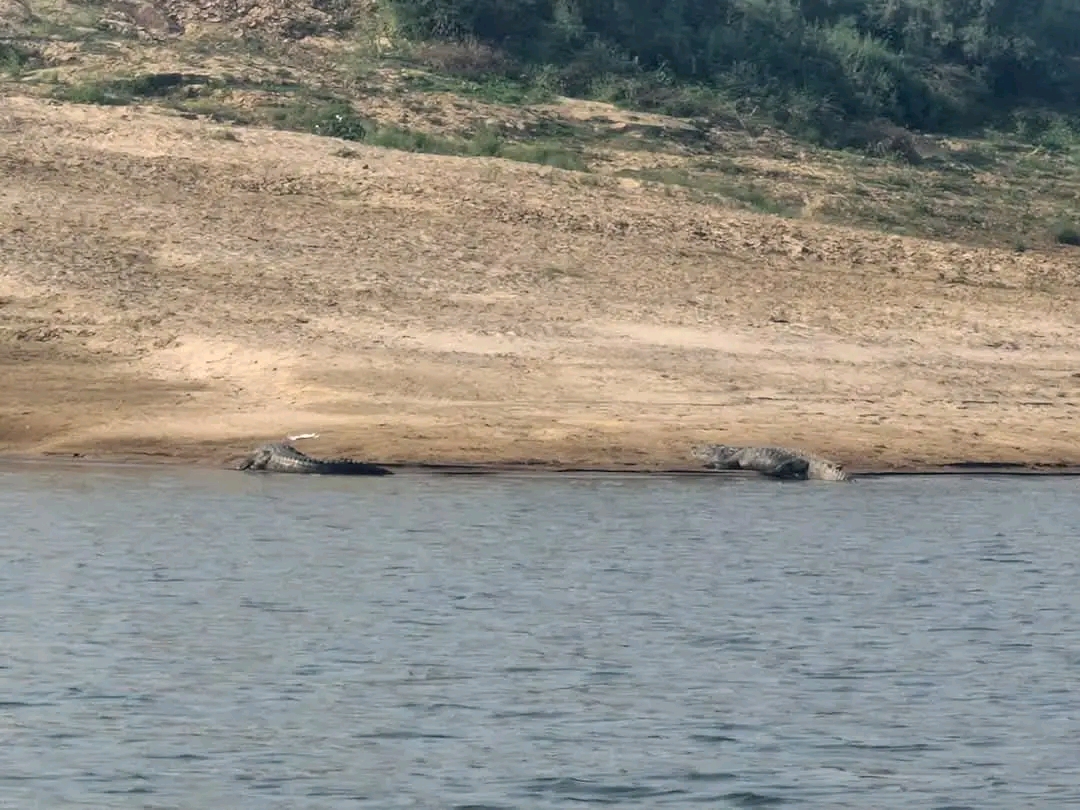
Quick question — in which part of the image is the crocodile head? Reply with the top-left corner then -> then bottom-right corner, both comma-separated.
690,443 -> 738,464
237,445 -> 274,471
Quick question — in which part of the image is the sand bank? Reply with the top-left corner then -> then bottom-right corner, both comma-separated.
3,97 -> 1079,472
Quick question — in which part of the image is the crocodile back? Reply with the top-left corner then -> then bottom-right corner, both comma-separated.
691,443 -> 848,481
239,442 -> 392,476
266,443 -> 324,472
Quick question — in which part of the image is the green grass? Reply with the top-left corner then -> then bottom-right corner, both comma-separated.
400,71 -> 556,106
50,73 -> 218,105
617,167 -> 797,216
1,41 -> 40,75
43,70 -> 588,170
1053,222 -> 1080,246
249,97 -> 590,169
498,142 -> 587,171
51,81 -> 133,105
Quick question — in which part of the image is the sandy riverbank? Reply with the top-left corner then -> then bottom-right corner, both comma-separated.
3,97 -> 1080,472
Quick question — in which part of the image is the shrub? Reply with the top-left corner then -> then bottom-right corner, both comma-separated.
1053,223 -> 1080,247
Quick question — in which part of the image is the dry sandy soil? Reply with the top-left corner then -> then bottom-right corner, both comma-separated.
2,95 -> 1080,471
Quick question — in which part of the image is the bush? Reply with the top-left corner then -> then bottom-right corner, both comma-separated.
1,41 -> 37,75
1054,223 -> 1080,247
381,0 -> 1080,140
498,142 -> 587,171
52,82 -> 133,106
280,101 -> 369,141
278,98 -> 590,170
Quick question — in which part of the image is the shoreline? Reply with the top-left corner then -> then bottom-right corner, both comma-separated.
4,450 -> 1080,478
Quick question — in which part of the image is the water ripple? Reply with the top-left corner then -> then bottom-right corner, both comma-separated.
1,466 -> 1078,808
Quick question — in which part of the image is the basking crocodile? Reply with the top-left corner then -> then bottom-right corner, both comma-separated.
237,442 -> 393,476
691,444 -> 850,482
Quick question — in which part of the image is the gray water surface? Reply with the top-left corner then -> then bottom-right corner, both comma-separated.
1,464 -> 1079,809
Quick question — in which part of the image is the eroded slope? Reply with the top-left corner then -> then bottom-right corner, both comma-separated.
2,97 -> 1080,468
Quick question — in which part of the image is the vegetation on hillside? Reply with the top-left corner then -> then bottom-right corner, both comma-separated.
384,0 -> 1080,143
2,0 -> 1079,250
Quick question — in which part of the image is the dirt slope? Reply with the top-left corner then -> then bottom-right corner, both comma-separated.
2,96 -> 1080,470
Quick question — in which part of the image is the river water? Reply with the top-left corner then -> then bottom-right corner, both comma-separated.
1,463 -> 1078,809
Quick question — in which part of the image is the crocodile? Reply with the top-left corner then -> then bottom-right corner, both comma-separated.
691,444 -> 850,481
237,442 -> 393,476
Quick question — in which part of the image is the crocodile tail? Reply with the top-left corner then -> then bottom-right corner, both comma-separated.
317,459 -> 394,476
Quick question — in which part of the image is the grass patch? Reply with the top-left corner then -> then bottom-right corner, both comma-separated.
947,144 -> 1000,170
42,70 -> 588,170
365,123 -> 463,154
178,99 -> 255,124
52,81 -> 133,105
401,71 -> 555,106
272,98 -> 588,168
498,142 -> 588,171
619,167 -> 797,216
692,157 -> 748,176
1,41 -> 40,75
50,73 -> 221,106
50,72 -> 311,108
271,99 -> 370,140
1053,222 -> 1080,246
